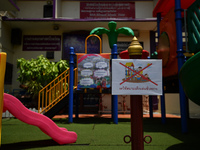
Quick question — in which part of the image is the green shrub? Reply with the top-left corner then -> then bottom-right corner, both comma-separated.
17,55 -> 69,99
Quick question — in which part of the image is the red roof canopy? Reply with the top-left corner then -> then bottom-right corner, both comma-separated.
153,0 -> 195,17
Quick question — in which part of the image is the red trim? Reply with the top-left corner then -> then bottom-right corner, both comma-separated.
153,0 -> 195,17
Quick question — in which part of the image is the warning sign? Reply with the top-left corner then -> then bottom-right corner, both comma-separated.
112,59 -> 162,95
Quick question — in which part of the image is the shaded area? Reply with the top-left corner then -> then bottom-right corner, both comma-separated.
1,139 -> 58,150
2,117 -> 200,150
53,117 -> 131,124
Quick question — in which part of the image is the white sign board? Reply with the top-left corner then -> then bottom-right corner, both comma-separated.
112,59 -> 162,95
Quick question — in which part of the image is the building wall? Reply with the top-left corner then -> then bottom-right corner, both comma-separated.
1,21 -> 14,92
135,2 -> 154,18
8,0 -> 155,91
158,94 -> 200,118
11,28 -> 62,91
16,1 -> 155,19
17,1 -> 45,18
61,1 -> 80,18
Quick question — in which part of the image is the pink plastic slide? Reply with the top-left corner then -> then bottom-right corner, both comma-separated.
3,93 -> 77,145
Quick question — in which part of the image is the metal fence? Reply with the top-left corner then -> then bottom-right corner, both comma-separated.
2,108 -> 40,118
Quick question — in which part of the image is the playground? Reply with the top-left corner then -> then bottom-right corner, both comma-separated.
1,0 -> 200,149
1,116 -> 200,150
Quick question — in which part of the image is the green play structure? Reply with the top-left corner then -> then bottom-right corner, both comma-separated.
179,0 -> 200,106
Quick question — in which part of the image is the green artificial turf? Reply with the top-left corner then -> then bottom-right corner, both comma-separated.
1,117 -> 200,150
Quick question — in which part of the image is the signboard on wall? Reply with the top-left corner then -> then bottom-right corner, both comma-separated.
80,2 -> 135,19
23,35 -> 61,51
77,54 -> 110,89
117,42 -> 130,53
62,32 -> 101,60
112,59 -> 162,95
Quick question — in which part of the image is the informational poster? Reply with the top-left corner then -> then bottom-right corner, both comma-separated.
112,59 -> 162,95
77,54 -> 110,89
80,2 -> 135,19
23,35 -> 61,51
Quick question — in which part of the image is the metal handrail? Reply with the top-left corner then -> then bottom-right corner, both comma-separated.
38,68 -> 77,114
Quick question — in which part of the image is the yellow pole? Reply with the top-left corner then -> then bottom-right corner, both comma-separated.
0,52 -> 7,147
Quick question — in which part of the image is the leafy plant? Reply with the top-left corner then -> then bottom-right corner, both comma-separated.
17,55 -> 69,99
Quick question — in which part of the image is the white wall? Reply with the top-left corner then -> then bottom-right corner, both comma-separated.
164,94 -> 181,115
158,93 -> 200,118
15,1 -> 155,19
10,27 -> 62,90
135,2 -> 154,18
1,22 -> 14,92
17,1 -> 45,18
153,0 -> 159,8
3,0 -> 153,93
189,100 -> 200,118
118,31 -> 151,52
56,0 -> 62,18
61,1 -> 80,19
1,22 -> 13,56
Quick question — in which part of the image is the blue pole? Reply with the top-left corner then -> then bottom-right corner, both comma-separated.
157,13 -> 161,37
75,92 -> 79,119
160,87 -> 166,124
157,12 -> 166,124
69,47 -> 75,123
175,0 -> 188,133
112,44 -> 118,124
149,96 -> 153,118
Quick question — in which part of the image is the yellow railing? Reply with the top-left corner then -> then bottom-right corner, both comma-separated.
38,68 -> 77,114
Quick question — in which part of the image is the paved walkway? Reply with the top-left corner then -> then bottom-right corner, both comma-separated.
54,113 -> 181,119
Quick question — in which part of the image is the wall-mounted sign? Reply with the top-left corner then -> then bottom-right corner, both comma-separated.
116,42 -> 130,53
77,54 -> 110,89
23,35 -> 61,51
80,2 -> 135,19
62,32 -> 101,60
112,59 -> 162,95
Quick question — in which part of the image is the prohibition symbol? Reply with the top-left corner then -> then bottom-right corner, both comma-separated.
119,62 -> 158,86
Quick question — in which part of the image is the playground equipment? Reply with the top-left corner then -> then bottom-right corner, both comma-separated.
90,21 -> 134,49
3,93 -> 77,145
0,52 -> 6,146
0,53 -> 77,145
153,0 -> 197,134
36,21 -> 134,124
119,49 -> 149,59
76,34 -> 111,89
112,36 -> 163,150
179,51 -> 200,106
116,36 -> 162,150
155,0 -> 200,106
75,34 -> 115,117
179,0 -> 200,106
157,7 -> 178,77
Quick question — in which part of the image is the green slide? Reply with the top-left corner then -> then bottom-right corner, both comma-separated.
180,0 -> 200,106
179,51 -> 200,106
